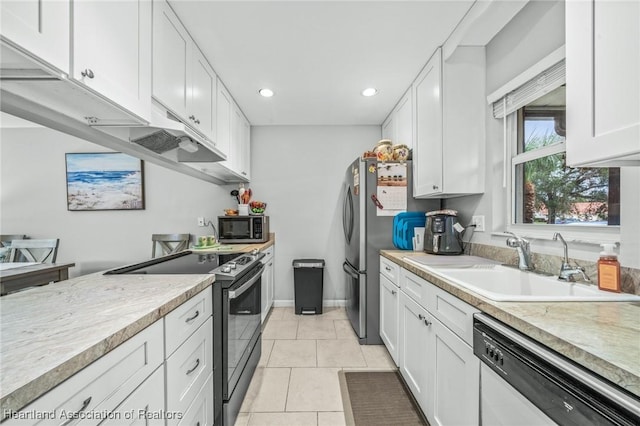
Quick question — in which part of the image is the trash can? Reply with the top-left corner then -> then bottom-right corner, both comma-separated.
293,259 -> 325,315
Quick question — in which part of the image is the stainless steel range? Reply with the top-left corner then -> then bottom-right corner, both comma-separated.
104,250 -> 264,426
210,251 -> 264,426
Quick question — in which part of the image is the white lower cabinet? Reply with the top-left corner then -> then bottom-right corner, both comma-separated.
5,321 -> 164,426
399,291 -> 431,408
6,288 -> 214,426
261,246 -> 275,323
166,317 -> 214,421
102,366 -> 166,426
177,373 -> 215,426
429,316 -> 479,426
380,274 -> 400,365
384,256 -> 480,426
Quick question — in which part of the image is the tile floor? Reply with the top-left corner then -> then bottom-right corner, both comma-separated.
234,307 -> 397,426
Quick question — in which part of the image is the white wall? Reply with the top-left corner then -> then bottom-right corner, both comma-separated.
0,126 -> 234,276
250,125 -> 380,304
446,0 -> 640,268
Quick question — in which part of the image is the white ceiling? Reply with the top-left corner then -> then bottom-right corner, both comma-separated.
169,0 -> 476,126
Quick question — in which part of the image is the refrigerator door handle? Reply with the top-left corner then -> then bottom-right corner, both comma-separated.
342,261 -> 359,279
342,186 -> 354,243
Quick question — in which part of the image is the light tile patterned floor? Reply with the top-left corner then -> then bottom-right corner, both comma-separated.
234,307 -> 397,426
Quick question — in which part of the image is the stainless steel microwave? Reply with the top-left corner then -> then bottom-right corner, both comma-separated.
218,216 -> 269,243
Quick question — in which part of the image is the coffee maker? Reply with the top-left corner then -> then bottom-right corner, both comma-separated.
424,209 -> 463,255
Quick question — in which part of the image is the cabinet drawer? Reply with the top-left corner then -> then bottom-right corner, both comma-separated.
428,285 -> 478,346
261,246 -> 274,261
174,372 -> 214,426
166,317 -> 213,416
400,268 -> 429,309
380,257 -> 399,284
165,288 -> 212,357
102,366 -> 165,426
6,321 -> 163,426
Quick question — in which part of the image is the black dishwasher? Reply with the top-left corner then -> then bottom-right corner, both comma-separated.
473,314 -> 640,426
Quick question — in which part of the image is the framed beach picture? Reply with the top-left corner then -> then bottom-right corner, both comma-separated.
65,152 -> 145,211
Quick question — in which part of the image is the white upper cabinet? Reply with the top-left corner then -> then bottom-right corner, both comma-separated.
382,115 -> 394,141
153,0 -> 190,118
412,47 -> 485,198
413,51 -> 443,197
0,0 -> 70,73
73,0 -> 152,124
216,79 -> 233,157
152,0 -> 217,142
196,79 -> 251,182
232,105 -> 251,180
190,46 -> 217,142
566,0 -> 640,166
382,89 -> 413,149
394,89 -> 413,149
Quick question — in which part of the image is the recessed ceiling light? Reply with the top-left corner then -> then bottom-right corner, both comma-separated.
361,88 -> 378,97
259,88 -> 274,98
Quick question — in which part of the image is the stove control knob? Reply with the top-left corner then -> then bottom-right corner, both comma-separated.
251,248 -> 259,255
221,266 -> 231,273
228,262 -> 237,270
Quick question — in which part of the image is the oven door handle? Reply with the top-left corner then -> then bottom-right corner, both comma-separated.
228,264 -> 265,299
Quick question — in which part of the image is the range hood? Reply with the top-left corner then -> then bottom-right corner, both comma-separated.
100,102 -> 227,163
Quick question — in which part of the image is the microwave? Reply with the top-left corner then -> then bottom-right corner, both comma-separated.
218,216 -> 269,243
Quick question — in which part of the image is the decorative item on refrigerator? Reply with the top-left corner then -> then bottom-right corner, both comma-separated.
393,212 -> 426,250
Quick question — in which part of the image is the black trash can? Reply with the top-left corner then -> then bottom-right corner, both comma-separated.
293,259 -> 325,315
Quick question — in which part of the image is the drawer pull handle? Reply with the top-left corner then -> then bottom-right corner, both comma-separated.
187,358 -> 200,375
424,319 -> 432,326
61,397 -> 92,426
185,310 -> 200,323
385,266 -> 391,271
391,290 -> 397,295
418,314 -> 425,320
81,69 -> 94,79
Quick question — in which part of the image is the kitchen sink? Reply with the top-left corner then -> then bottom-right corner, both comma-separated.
421,264 -> 640,302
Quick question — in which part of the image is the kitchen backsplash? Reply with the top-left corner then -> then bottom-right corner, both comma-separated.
465,243 -> 640,296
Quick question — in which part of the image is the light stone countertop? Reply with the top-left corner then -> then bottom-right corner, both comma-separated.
381,250 -> 640,397
190,233 -> 275,254
0,271 -> 215,414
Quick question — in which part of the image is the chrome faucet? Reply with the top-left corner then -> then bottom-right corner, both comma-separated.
505,232 -> 533,271
552,232 -> 591,282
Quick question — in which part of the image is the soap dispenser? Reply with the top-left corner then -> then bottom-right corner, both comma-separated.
597,244 -> 621,293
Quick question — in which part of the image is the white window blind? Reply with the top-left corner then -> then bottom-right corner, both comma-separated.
492,60 -> 565,119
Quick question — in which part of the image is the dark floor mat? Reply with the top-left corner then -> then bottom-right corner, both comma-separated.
339,370 -> 429,426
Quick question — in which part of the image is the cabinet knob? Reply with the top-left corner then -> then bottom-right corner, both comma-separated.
81,69 -> 94,79
194,118 -> 201,124
242,171 -> 247,176
391,290 -> 397,295
424,319 -> 432,326
189,115 -> 196,120
432,184 -> 439,190
418,314 -> 425,320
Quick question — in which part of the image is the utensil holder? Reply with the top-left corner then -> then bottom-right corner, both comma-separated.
238,204 -> 249,216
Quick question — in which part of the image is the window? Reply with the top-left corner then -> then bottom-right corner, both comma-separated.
512,85 -> 620,227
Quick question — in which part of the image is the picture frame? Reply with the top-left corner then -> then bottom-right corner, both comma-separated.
65,152 -> 145,211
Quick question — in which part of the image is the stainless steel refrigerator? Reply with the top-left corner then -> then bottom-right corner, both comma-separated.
342,157 -> 439,344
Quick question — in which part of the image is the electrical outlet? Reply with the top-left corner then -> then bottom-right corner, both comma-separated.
197,217 -> 205,227
472,215 -> 485,232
